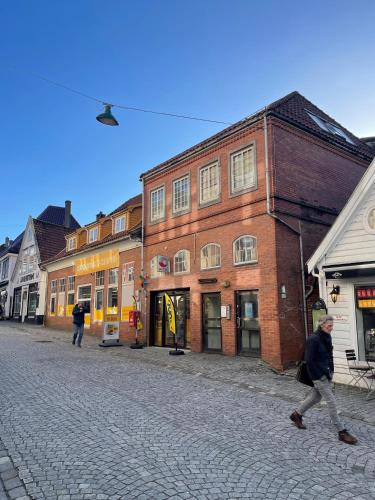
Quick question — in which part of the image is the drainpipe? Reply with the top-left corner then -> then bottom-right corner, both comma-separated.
263,115 -> 308,340
141,177 -> 148,346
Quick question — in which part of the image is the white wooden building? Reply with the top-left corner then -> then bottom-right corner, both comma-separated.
308,156 -> 375,385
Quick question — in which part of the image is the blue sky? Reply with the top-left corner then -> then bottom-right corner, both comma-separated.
1,0 -> 375,242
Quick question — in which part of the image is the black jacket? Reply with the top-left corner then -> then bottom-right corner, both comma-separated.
305,328 -> 334,381
72,305 -> 86,325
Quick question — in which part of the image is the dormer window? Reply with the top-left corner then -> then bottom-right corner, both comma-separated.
114,215 -> 126,234
306,110 -> 355,145
67,237 -> 77,252
88,227 -> 98,243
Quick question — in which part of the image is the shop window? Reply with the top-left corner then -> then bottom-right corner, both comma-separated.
77,285 -> 91,313
123,262 -> 134,283
108,287 -> 118,308
108,268 -> 118,286
173,175 -> 190,214
233,236 -> 258,265
96,270 -> 105,287
230,144 -> 257,195
199,162 -> 220,205
67,292 -> 75,306
114,216 -> 126,234
174,250 -> 190,274
201,244 -> 221,270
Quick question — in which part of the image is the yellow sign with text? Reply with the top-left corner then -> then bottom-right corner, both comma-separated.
164,292 -> 176,334
94,309 -> 103,322
74,250 -> 119,276
121,305 -> 134,321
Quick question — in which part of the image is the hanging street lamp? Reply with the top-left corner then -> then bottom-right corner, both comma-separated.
96,104 -> 119,126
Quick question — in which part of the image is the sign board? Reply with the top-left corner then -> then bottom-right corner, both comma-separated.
356,287 -> 375,308
164,292 -> 176,334
157,256 -> 170,272
103,321 -> 120,341
74,250 -> 119,276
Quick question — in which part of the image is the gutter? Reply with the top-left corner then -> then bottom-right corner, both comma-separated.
263,115 -> 308,340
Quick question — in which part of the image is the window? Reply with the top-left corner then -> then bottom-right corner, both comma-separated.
51,280 -> 57,293
108,287 -> 118,308
150,256 -> 163,278
201,244 -> 221,270
50,296 -> 56,315
27,228 -> 33,241
233,236 -> 258,265
173,175 -> 190,213
123,262 -> 135,283
1,258 -> 9,280
230,145 -> 256,194
67,292 -> 75,306
114,216 -> 126,233
150,186 -> 165,222
78,285 -> 91,313
68,276 -> 75,291
59,278 -> 66,292
88,227 -> 98,243
67,237 -> 76,251
28,245 -> 35,256
108,268 -> 118,286
174,250 -> 190,274
306,110 -> 355,145
95,270 -> 104,287
200,162 -> 220,205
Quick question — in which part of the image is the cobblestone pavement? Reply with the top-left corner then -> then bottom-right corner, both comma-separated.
0,323 -> 375,500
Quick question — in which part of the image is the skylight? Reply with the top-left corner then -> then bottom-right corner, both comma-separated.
306,110 -> 355,145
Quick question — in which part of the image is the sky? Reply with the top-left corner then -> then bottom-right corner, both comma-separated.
1,0 -> 375,242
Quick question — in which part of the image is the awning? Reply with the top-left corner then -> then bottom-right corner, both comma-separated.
324,263 -> 375,279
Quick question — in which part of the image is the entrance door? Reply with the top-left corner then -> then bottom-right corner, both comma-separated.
152,291 -> 190,348
202,293 -> 222,351
21,289 -> 28,322
236,291 -> 260,356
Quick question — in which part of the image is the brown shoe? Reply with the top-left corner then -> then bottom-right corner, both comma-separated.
338,430 -> 357,445
290,411 -> 306,429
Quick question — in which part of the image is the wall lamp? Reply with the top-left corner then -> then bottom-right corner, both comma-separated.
329,285 -> 340,304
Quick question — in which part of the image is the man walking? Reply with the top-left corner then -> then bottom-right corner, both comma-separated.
290,315 -> 358,445
72,303 -> 86,347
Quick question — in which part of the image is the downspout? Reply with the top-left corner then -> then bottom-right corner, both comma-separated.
141,177 -> 148,346
263,115 -> 308,340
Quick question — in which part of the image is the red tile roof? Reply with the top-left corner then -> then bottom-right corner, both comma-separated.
33,219 -> 74,262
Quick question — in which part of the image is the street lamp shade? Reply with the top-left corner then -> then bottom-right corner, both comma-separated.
96,104 -> 119,126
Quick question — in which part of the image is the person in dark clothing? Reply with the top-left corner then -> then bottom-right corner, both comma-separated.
290,315 -> 357,445
72,303 -> 86,347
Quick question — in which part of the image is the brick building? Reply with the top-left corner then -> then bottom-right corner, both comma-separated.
43,195 -> 143,344
140,91 -> 374,369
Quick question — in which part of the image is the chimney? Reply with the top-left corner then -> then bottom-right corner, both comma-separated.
5,237 -> 10,247
64,200 -> 72,228
96,211 -> 105,221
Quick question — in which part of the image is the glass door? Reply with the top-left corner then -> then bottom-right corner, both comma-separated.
152,291 -> 190,348
153,294 -> 164,346
236,291 -> 260,356
27,284 -> 38,318
202,293 -> 222,351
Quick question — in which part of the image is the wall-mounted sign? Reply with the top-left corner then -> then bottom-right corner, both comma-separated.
356,287 -> 375,308
20,273 -> 34,283
157,256 -> 170,272
74,250 -> 119,276
198,278 -> 217,284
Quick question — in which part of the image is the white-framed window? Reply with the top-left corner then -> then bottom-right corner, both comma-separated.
108,287 -> 118,308
68,276 -> 75,291
199,162 -> 220,205
88,227 -> 98,243
50,295 -> 56,314
95,270 -> 104,287
123,262 -> 135,283
173,175 -> 190,213
77,284 -> 91,313
230,145 -> 256,195
201,244 -> 221,270
108,268 -> 118,286
174,250 -> 190,274
114,216 -> 126,234
51,280 -> 57,294
150,186 -> 165,222
67,291 -> 75,307
150,256 -> 164,278
1,258 -> 9,280
67,237 -> 77,251
233,236 -> 258,265
59,278 -> 66,293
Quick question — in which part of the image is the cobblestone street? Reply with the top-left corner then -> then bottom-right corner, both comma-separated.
1,323 -> 375,500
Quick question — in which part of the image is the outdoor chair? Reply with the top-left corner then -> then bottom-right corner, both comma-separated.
345,350 -> 374,397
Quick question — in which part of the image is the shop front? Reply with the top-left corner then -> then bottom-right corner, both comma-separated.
150,289 -> 190,349
354,285 -> 375,362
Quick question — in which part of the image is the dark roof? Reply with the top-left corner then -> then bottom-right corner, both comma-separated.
37,205 -> 80,229
0,232 -> 24,258
141,91 -> 374,179
33,219 -> 75,262
42,221 -> 142,265
108,194 -> 142,216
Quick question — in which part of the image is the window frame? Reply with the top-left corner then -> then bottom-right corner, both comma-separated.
172,174 -> 190,215
200,243 -> 221,270
66,237 -> 77,252
149,185 -> 166,223
199,160 -> 221,207
68,276 -> 75,292
174,250 -> 190,275
114,215 -> 126,234
95,270 -> 105,288
233,235 -> 258,266
51,280 -> 57,294
108,268 -> 119,287
228,142 -> 257,197
88,226 -> 99,243
59,278 -> 66,293
123,262 -> 135,283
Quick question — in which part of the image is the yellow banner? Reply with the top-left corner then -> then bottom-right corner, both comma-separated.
84,313 -> 91,328
66,304 -> 74,316
94,309 -> 103,322
121,305 -> 134,321
165,293 -> 176,334
358,299 -> 375,308
57,305 -> 65,317
74,250 -> 119,276
107,306 -> 118,315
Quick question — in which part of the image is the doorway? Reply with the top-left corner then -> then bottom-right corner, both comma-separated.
236,290 -> 260,356
151,290 -> 190,348
202,293 -> 222,351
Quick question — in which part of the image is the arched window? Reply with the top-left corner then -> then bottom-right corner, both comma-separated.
201,244 -> 221,270
174,250 -> 190,274
233,236 -> 257,265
